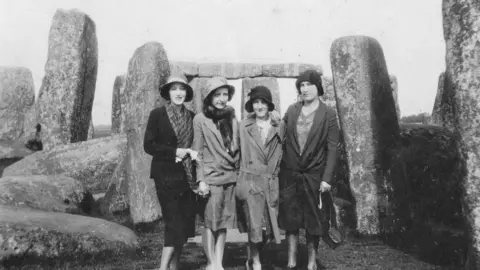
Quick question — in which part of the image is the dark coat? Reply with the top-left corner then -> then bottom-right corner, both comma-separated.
278,100 -> 339,235
144,106 -> 195,193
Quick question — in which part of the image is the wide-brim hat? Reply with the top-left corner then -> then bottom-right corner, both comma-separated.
245,85 -> 275,113
159,73 -> 194,102
204,76 -> 235,102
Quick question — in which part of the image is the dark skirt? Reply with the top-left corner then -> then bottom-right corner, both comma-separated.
278,168 -> 329,236
155,179 -> 196,247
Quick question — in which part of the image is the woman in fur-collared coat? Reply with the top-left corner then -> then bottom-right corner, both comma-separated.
279,69 -> 339,270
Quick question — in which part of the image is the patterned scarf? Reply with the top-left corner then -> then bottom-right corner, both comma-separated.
165,101 -> 195,188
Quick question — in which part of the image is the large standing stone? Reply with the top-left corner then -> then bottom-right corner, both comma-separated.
111,75 -> 126,134
0,175 -> 94,214
123,42 -> 168,225
320,76 -> 336,109
443,1 -> 480,268
32,9 -> 98,150
0,67 -> 35,141
189,77 -> 210,114
390,75 -> 401,119
430,72 -> 456,131
330,36 -> 402,235
3,134 -> 126,193
87,118 -> 94,139
241,77 -> 281,119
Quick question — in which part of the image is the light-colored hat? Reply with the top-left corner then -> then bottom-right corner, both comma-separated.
159,73 -> 194,102
204,76 -> 235,101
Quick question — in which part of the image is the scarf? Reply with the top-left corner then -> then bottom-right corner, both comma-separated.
204,105 -> 236,157
165,101 -> 195,188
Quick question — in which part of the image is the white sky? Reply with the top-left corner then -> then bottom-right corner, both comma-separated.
0,0 -> 445,125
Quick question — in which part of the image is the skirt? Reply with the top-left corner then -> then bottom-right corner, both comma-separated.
201,183 -> 237,231
156,180 -> 196,247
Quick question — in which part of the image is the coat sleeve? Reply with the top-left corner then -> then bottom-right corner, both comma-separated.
321,109 -> 339,184
143,109 -> 176,160
192,115 -> 205,183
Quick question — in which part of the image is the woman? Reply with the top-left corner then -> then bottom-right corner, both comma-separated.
236,86 -> 284,270
192,76 -> 240,270
144,73 -> 197,270
279,69 -> 339,270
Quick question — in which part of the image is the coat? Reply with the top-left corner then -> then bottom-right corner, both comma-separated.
192,113 -> 240,186
236,114 -> 284,244
143,106 -> 195,192
278,100 -> 339,235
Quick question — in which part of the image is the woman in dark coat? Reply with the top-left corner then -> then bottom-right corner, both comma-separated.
279,69 -> 339,270
143,73 -> 197,270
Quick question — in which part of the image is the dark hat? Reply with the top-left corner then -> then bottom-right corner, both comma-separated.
159,73 -> 194,102
245,85 -> 275,113
295,69 -> 324,96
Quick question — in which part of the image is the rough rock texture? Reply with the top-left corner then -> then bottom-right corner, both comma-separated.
123,42 -> 167,225
0,175 -> 94,214
87,118 -> 94,139
170,61 -> 199,77
330,36 -> 404,235
390,75 -> 401,119
111,75 -> 126,134
190,77 -> 210,114
30,9 -> 98,150
100,155 -> 129,222
198,63 -> 263,79
0,139 -> 33,161
3,134 -> 126,193
262,63 -> 323,78
320,76 -> 337,110
443,1 -> 480,268
0,67 -> 35,141
241,77 -> 281,119
0,205 -> 138,263
430,72 -> 456,131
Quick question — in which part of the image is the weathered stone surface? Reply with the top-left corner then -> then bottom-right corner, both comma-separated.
123,42 -> 167,224
320,76 -> 336,109
262,63 -> 323,78
0,139 -> 34,161
389,75 -> 401,119
87,118 -> 94,140
189,77 -> 210,114
170,61 -> 199,77
198,63 -> 263,79
0,175 -> 94,214
111,75 -> 126,134
0,67 -> 35,141
3,134 -> 126,193
443,1 -> 480,268
30,9 -> 98,150
0,205 -> 138,263
330,36 -> 402,235
430,72 -> 456,131
100,154 -> 128,218
241,77 -> 281,119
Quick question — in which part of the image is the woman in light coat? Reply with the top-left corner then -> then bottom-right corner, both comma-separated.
236,85 -> 284,270
192,76 -> 240,270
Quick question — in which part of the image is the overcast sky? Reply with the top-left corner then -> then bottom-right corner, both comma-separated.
0,0 -> 445,125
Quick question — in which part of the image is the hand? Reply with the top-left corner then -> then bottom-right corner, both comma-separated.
176,148 -> 189,160
188,149 -> 201,161
198,181 -> 210,197
319,181 -> 331,193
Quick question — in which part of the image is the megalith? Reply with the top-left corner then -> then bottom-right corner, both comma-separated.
330,36 -> 402,235
189,77 -> 211,114
111,75 -> 126,134
443,1 -> 480,268
123,42 -> 168,226
430,72 -> 456,131
32,9 -> 98,150
389,75 -> 401,119
241,77 -> 281,119
0,67 -> 35,141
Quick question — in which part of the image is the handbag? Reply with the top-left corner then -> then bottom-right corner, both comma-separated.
320,191 -> 344,249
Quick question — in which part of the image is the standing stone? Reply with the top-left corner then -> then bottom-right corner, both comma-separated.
123,42 -> 168,225
320,76 -> 336,109
189,77 -> 210,114
170,61 -> 199,78
443,1 -> 480,268
111,75 -> 126,134
241,77 -> 281,119
32,9 -> 98,150
390,75 -> 401,119
330,36 -> 402,235
0,67 -> 35,141
430,72 -> 456,131
87,118 -> 94,139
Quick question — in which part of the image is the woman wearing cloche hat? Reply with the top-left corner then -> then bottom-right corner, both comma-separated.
278,69 -> 339,270
236,85 -> 284,270
191,76 -> 240,270
144,72 -> 197,270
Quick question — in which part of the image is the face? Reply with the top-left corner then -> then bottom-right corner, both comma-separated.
252,98 -> 269,118
211,87 -> 230,109
169,83 -> 187,105
299,81 -> 318,102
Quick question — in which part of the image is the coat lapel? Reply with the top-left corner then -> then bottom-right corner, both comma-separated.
265,125 -> 281,161
204,118 -> 224,147
303,101 -> 327,150
288,102 -> 303,156
245,119 -> 268,160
